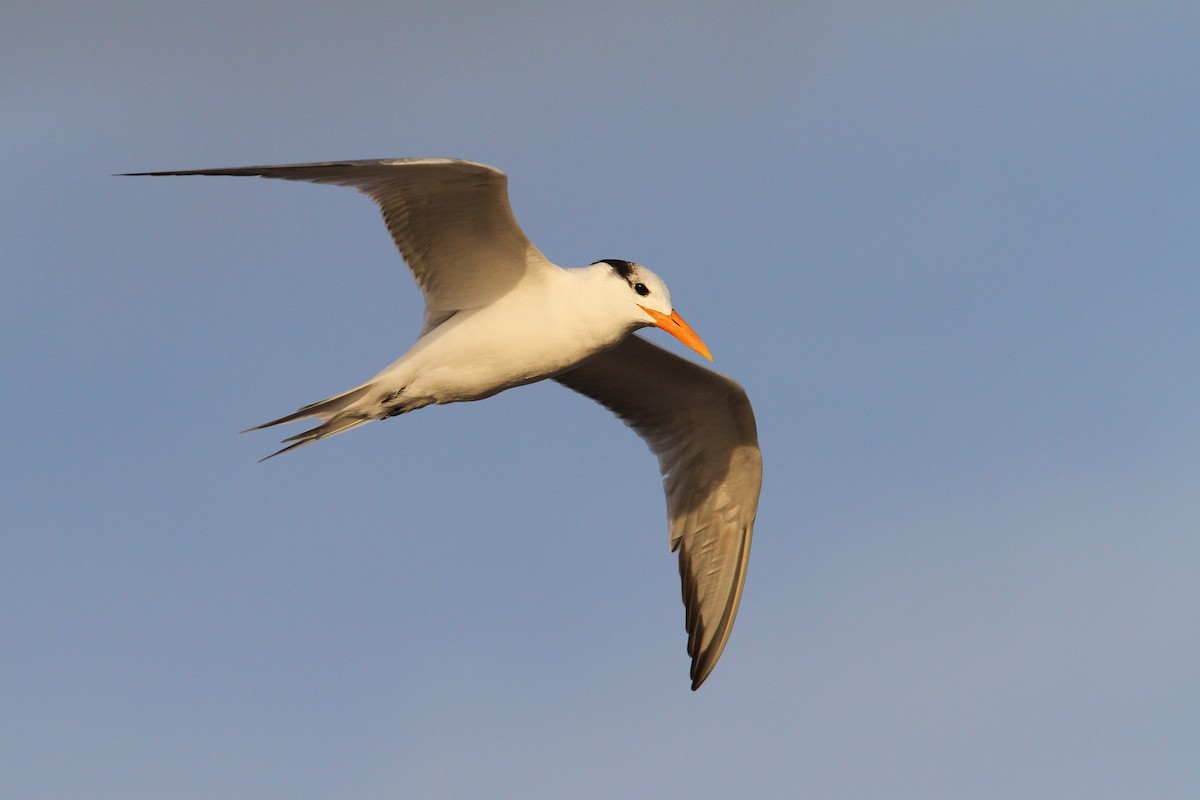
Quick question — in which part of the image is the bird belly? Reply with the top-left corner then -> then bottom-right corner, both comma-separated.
393,298 -> 624,405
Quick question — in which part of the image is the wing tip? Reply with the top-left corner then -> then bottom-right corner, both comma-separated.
115,157 -> 505,180
680,519 -> 756,691
690,662 -> 716,691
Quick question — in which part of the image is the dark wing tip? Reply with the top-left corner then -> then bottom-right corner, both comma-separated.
683,516 -> 756,691
115,157 -> 504,180
688,624 -> 724,691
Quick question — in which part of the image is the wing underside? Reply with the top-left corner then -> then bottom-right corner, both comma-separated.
555,335 -> 762,689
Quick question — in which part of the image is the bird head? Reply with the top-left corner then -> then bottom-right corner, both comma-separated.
595,259 -> 712,361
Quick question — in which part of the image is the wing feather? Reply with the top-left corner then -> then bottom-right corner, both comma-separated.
124,158 -> 552,330
554,335 -> 762,689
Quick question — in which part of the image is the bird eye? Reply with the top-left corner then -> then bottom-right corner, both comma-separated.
633,283 -> 650,296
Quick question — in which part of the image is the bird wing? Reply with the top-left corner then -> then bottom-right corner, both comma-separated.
554,334 -> 762,689
125,158 -> 551,331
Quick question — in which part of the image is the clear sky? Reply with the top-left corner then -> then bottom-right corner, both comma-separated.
4,3 -> 1198,798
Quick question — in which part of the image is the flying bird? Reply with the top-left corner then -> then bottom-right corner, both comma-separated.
126,158 -> 762,689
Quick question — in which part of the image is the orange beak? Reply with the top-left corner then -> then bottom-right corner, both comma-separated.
638,306 -> 713,361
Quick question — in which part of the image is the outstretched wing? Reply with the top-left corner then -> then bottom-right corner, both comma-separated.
125,158 -> 553,331
555,334 -> 762,689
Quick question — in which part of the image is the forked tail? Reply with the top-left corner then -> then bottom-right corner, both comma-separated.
244,383 -> 376,460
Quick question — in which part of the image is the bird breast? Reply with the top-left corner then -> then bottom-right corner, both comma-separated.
398,278 -> 634,405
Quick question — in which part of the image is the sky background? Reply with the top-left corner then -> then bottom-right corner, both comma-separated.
4,2 -> 1199,798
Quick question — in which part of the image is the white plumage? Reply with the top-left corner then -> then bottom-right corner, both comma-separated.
127,158 -> 762,690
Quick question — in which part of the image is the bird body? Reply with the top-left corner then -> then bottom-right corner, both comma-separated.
374,260 -> 654,404
126,158 -> 761,689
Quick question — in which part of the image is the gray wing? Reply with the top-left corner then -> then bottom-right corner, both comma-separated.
554,335 -> 762,690
125,158 -> 553,331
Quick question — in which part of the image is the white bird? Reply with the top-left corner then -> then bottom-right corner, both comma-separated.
126,158 -> 762,690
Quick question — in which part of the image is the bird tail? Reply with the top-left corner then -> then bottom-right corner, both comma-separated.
244,383 -> 377,460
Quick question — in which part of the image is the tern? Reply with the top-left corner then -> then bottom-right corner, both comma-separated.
126,158 -> 762,690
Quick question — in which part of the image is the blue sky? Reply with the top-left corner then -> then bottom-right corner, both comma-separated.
4,3 -> 1199,798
